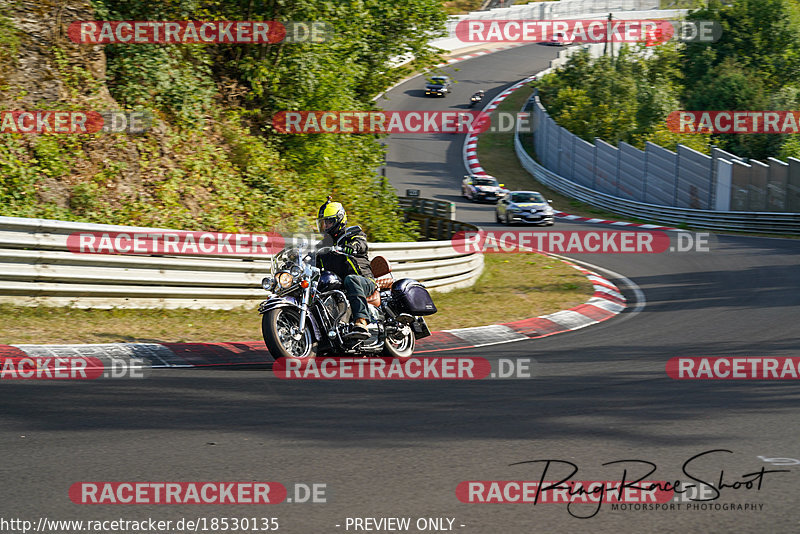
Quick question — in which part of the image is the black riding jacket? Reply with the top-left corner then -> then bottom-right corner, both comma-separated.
316,226 -> 374,279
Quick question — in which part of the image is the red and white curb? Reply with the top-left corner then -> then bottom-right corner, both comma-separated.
462,74 -> 680,232
554,212 -> 677,231
0,263 -> 625,365
417,257 -> 625,352
463,74 -> 539,177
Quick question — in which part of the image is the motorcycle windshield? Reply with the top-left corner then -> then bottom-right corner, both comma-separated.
272,247 -> 311,275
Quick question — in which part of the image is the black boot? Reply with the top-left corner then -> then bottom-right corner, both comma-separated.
343,322 -> 370,340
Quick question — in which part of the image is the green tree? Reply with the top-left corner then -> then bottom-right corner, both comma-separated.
89,0 -> 447,241
683,0 -> 800,93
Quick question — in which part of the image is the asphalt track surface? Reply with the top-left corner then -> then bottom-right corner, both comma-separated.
3,44 -> 800,533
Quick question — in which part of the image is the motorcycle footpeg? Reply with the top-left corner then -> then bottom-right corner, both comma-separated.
342,325 -> 371,340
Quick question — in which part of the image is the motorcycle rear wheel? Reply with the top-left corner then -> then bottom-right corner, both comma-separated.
262,308 -> 317,361
382,324 -> 415,359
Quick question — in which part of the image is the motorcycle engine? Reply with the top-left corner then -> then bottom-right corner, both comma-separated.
322,294 -> 348,322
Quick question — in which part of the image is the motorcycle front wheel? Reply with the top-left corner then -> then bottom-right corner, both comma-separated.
262,308 -> 317,361
383,324 -> 415,359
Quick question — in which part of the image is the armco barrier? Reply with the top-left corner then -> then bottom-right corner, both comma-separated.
398,196 -> 456,220
0,216 -> 483,309
405,212 -> 480,241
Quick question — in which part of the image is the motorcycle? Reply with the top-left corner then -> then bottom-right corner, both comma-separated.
469,92 -> 484,108
258,240 -> 436,361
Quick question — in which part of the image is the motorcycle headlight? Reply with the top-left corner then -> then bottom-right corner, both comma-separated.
276,272 -> 294,288
290,264 -> 303,277
261,275 -> 275,291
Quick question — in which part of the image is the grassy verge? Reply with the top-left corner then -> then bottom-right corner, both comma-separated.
0,254 -> 592,344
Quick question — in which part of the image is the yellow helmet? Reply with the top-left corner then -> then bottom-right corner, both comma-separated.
317,196 -> 347,237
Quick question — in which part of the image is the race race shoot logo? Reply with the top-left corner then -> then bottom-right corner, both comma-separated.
67,231 -> 285,255
272,111 -> 497,135
69,482 -> 287,504
455,19 -> 719,44
69,21 -> 333,44
0,356 -> 150,380
667,111 -> 800,134
0,110 -> 153,134
273,357 -> 536,380
459,450 -> 787,518
667,357 -> 800,380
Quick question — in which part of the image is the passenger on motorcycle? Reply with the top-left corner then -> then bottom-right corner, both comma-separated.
315,197 -> 376,340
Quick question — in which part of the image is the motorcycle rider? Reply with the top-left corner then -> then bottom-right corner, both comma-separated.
315,197 -> 376,340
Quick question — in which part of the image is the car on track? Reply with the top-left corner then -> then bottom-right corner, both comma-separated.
545,32 -> 574,46
495,190 -> 555,225
462,174 -> 507,203
425,75 -> 451,97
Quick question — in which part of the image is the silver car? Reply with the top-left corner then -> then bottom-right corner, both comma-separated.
496,191 -> 555,225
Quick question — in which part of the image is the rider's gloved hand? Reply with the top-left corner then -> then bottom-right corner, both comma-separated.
339,245 -> 355,255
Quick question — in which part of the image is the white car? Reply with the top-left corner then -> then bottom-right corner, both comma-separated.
462,175 -> 508,204
546,32 -> 574,46
496,190 -> 555,225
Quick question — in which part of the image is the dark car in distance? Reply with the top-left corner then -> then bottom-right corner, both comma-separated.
425,75 -> 451,97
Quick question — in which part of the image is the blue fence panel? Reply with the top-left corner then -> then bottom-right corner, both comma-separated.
730,161 -> 751,211
766,158 -> 788,212
594,138 -> 619,196
572,136 -> 596,188
676,145 -> 713,209
644,142 -> 677,206
617,142 -> 646,201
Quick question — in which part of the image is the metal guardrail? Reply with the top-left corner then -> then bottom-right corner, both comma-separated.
398,196 -> 456,219
397,196 -> 481,240
0,216 -> 484,309
405,212 -> 480,241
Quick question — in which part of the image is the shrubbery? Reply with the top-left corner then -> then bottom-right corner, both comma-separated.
0,0 -> 448,241
537,0 -> 800,161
